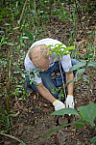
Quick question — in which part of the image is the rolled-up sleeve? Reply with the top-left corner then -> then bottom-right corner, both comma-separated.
34,73 -> 42,85
61,54 -> 72,72
24,55 -> 42,85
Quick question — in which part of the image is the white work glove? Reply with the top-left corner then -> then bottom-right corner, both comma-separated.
53,99 -> 65,111
65,95 -> 74,108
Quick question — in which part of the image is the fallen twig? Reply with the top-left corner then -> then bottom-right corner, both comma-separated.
0,131 -> 23,143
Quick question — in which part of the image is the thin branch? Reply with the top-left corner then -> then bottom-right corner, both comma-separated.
0,131 -> 23,143
18,0 -> 28,25
58,59 -> 67,101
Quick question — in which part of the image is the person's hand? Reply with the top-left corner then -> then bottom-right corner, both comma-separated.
53,99 -> 65,111
65,95 -> 74,108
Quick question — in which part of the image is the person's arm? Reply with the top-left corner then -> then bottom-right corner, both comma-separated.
37,83 -> 65,110
60,54 -> 75,108
65,71 -> 75,108
66,71 -> 74,96
37,83 -> 55,103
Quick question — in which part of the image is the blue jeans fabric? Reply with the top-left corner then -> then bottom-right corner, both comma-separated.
25,59 -> 79,98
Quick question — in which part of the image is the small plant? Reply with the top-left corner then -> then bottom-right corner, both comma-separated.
70,60 -> 96,81
46,43 -> 96,144
52,7 -> 70,22
0,109 -> 12,131
14,84 -> 28,101
0,36 -> 8,47
48,44 -> 75,57
52,103 -> 96,127
51,102 -> 96,144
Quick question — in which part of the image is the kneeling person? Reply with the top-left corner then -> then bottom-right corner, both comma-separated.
24,38 -> 78,111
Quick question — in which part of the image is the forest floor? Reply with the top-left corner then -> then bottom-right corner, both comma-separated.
0,5 -> 96,145
3,69 -> 96,145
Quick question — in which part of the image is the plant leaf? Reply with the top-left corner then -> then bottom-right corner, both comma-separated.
78,103 -> 96,127
74,119 -> 85,129
24,31 -> 33,41
87,61 -> 96,68
19,143 -> 26,145
76,68 -> 85,76
51,108 -> 79,116
43,122 -> 71,139
65,46 -> 75,51
71,61 -> 86,71
90,136 -> 96,144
